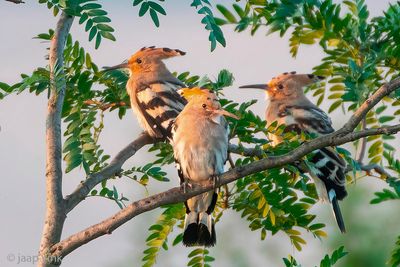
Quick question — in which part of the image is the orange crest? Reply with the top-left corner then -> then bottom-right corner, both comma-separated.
178,87 -> 210,101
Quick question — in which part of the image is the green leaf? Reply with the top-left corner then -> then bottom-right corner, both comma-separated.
92,16 -> 111,23
65,155 -> 82,173
95,32 -> 102,49
87,9 -> 107,16
148,1 -> 166,15
370,188 -> 400,204
88,26 -> 97,41
188,248 -> 204,258
217,4 -> 237,23
379,116 -> 395,124
133,0 -> 144,6
96,23 -> 114,32
85,19 -> 93,32
100,31 -> 116,41
139,2 -> 149,16
142,204 -> 184,266
328,100 -> 342,113
172,233 -> 183,246
376,106 -> 387,114
389,236 -> 400,267
79,12 -> 89,24
149,9 -> 160,27
81,3 -> 102,10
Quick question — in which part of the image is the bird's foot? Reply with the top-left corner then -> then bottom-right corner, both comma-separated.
211,175 -> 220,191
181,181 -> 193,193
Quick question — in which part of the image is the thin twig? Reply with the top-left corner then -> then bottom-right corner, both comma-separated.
83,99 -> 127,111
356,117 -> 367,163
65,132 -> 155,213
347,163 -> 396,179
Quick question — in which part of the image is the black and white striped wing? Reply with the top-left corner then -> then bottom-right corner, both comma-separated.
290,105 -> 334,134
309,146 -> 347,200
286,104 -> 347,232
136,82 -> 187,139
284,105 -> 347,198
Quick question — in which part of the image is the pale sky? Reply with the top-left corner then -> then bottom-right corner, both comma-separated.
0,1 -> 397,267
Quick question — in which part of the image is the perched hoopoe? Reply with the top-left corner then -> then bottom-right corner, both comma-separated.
240,72 -> 347,233
104,46 -> 187,140
172,88 -> 238,247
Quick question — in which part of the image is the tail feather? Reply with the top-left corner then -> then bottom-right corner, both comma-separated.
183,212 -> 199,246
198,212 -> 212,234
329,189 -> 346,233
182,212 -> 216,247
183,212 -> 197,231
198,212 -> 216,247
183,223 -> 199,246
198,222 -> 216,247
182,193 -> 218,247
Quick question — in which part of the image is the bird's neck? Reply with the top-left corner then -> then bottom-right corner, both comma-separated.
269,92 -> 310,106
129,67 -> 179,87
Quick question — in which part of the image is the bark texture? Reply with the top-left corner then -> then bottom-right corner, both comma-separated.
38,12 -> 73,267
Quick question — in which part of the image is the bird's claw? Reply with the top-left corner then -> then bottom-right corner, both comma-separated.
181,181 -> 193,193
212,175 -> 220,191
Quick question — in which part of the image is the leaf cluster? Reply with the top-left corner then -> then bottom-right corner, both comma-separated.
39,0 -> 115,49
283,245 -> 348,267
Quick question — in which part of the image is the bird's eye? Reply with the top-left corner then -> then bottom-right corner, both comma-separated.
278,84 -> 284,90
136,58 -> 142,64
202,104 -> 207,108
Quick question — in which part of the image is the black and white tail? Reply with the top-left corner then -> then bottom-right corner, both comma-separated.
182,193 -> 217,247
309,147 -> 347,233
329,189 -> 346,233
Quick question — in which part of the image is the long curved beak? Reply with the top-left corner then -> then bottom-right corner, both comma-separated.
103,62 -> 129,71
239,84 -> 269,90
213,109 -> 239,120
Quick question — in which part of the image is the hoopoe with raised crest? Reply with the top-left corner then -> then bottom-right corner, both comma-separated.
240,72 -> 348,233
172,88 -> 238,247
104,46 -> 187,140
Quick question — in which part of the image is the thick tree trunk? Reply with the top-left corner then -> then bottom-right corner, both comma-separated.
38,12 -> 73,267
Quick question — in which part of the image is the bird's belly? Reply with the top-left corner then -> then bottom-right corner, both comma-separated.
175,141 -> 225,184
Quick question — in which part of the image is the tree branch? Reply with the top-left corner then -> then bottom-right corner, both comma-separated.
343,78 -> 400,132
53,76 -> 400,260
65,132 -> 154,213
229,143 -> 264,158
51,123 -> 400,259
65,136 -> 259,213
38,12 -> 74,267
51,127 -> 400,258
347,163 -> 396,180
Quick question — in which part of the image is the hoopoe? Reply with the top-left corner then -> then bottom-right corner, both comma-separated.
104,46 -> 187,140
240,72 -> 347,233
172,88 -> 238,247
